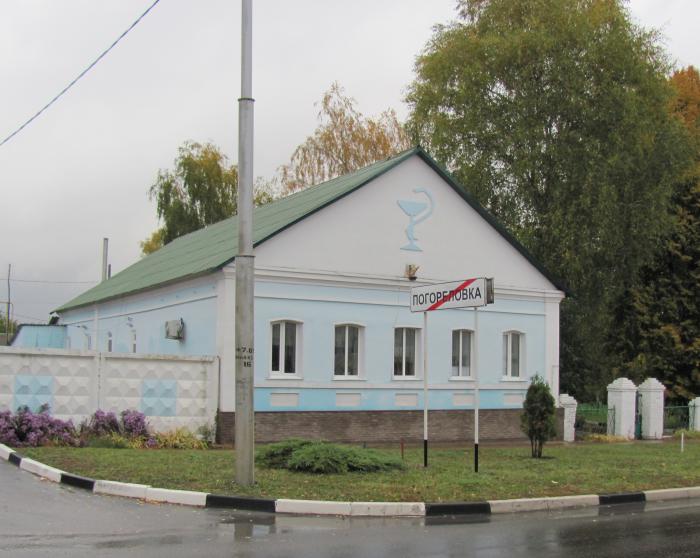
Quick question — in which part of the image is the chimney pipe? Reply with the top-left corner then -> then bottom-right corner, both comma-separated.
101,238 -> 109,282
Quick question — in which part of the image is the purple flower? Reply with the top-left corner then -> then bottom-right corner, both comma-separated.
120,409 -> 149,438
86,410 -> 120,437
0,406 -> 79,447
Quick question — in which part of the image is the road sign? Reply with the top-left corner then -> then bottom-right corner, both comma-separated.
410,277 -> 494,313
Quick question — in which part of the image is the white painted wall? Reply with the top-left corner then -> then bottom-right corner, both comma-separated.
256,155 -> 559,292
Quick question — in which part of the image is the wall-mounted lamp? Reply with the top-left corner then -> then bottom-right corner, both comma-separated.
405,264 -> 420,281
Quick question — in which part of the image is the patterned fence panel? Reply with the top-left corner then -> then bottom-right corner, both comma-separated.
0,347 -> 218,433
100,353 -> 218,433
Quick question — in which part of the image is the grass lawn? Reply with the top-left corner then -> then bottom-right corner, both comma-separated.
17,439 -> 700,502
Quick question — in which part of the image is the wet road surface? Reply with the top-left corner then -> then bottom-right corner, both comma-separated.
2,460 -> 700,557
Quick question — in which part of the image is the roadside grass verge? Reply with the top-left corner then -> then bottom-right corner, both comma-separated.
17,439 -> 700,502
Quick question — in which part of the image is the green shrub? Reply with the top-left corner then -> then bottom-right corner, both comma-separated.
343,446 -> 404,473
256,438 -> 314,468
259,439 -> 405,474
86,432 -> 133,449
287,443 -> 352,474
583,433 -> 628,443
196,422 -> 217,444
673,429 -> 700,439
154,427 -> 208,449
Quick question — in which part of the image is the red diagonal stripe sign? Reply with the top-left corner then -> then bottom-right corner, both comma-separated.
427,278 -> 477,311
410,277 -> 491,313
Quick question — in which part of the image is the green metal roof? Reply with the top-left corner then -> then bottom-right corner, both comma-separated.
57,147 -> 565,313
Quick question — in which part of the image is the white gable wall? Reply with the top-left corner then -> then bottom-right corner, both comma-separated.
256,155 -> 557,292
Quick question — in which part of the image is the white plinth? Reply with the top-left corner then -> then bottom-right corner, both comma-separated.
607,377 -> 637,439
690,398 -> 700,432
559,393 -> 578,442
638,377 -> 665,439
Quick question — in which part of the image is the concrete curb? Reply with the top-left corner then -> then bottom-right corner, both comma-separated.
2,443 -> 700,517
94,480 -> 150,500
145,487 -> 208,507
0,443 -> 14,461
19,457 -> 63,483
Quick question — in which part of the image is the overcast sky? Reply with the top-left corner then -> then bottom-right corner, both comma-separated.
1,0 -> 698,326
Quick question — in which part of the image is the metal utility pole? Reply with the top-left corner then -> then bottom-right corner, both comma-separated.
234,0 -> 255,486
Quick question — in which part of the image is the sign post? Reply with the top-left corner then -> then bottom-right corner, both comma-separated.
423,310 -> 428,467
410,277 -> 494,469
473,307 -> 480,473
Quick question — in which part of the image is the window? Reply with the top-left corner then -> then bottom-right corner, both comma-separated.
271,321 -> 300,375
452,329 -> 472,377
106,332 -> 113,352
131,330 -> 137,353
334,325 -> 361,376
394,327 -> 419,377
503,331 -> 524,378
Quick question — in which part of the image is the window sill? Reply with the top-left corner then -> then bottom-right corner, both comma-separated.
501,376 -> 527,382
449,376 -> 475,382
392,376 -> 423,382
268,374 -> 303,380
332,376 -> 365,381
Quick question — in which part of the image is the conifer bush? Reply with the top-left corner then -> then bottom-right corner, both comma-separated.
257,439 -> 405,474
521,375 -> 557,458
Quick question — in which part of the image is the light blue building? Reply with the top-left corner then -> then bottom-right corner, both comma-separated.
31,148 -> 565,442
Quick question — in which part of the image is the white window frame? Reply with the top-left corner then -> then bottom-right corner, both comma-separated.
393,326 -> 422,379
451,328 -> 473,378
503,330 -> 525,379
333,323 -> 364,379
269,319 -> 303,378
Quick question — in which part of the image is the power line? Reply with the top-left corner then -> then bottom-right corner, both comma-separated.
12,312 -> 46,323
0,0 -> 162,148
0,277 -> 98,285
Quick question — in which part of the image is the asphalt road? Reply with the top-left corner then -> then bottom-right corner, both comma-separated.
3,460 -> 700,558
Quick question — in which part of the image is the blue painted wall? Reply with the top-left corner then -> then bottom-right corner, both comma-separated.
12,325 -> 66,349
58,277 -> 218,356
253,280 -> 543,411
40,274 -> 545,412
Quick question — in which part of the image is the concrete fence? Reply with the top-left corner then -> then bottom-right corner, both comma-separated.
0,347 -> 219,433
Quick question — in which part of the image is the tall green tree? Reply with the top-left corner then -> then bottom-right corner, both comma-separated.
0,312 -> 18,339
279,83 -> 410,194
406,0 -> 690,400
612,67 -> 700,400
142,141 -> 275,255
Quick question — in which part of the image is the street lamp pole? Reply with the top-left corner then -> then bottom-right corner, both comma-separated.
234,0 -> 255,486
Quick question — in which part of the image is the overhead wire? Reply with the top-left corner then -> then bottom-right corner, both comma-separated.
0,0 -> 162,147
0,277 -> 98,285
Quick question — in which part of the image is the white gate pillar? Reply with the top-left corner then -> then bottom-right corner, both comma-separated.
690,398 -> 700,432
607,378 -> 637,439
638,378 -> 665,439
559,393 -> 577,442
